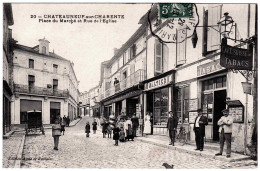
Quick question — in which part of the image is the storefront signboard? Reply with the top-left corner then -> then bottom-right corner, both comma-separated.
189,111 -> 197,123
197,59 -> 225,77
144,74 -> 173,91
220,44 -> 253,70
103,90 -> 142,106
189,98 -> 198,111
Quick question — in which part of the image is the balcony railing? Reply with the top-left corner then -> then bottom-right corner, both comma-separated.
14,84 -> 69,98
102,69 -> 145,100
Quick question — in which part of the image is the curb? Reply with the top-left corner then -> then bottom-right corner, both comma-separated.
13,134 -> 26,168
69,118 -> 82,127
3,130 -> 15,139
136,138 -> 251,162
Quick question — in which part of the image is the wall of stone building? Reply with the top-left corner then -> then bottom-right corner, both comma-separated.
11,95 -> 68,125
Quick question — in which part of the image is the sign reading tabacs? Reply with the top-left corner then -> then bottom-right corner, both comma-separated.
220,44 -> 253,70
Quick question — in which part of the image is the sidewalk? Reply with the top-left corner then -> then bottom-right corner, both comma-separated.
69,117 -> 82,126
135,135 -> 252,162
2,132 -> 25,168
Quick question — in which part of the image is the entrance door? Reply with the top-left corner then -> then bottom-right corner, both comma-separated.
213,90 -> 227,141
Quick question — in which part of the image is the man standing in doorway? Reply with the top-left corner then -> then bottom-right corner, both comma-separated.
215,109 -> 233,158
193,109 -> 208,151
167,111 -> 178,146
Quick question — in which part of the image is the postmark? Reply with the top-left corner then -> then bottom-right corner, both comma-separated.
148,3 -> 199,43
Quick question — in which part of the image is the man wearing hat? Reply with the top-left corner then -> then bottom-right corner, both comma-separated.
193,109 -> 208,151
167,111 -> 178,146
215,109 -> 233,158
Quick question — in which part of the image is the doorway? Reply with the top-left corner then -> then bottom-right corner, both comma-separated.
213,90 -> 227,141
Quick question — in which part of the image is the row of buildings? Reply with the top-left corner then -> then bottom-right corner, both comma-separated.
85,4 -> 257,154
3,4 -> 80,134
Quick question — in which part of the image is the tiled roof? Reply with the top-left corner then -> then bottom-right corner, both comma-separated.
14,44 -> 69,62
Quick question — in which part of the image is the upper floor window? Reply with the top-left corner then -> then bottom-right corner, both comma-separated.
28,75 -> 35,88
42,46 -> 46,54
123,52 -> 127,65
130,44 -> 136,59
53,64 -> 58,73
29,59 -> 34,69
53,79 -> 58,90
155,39 -> 169,76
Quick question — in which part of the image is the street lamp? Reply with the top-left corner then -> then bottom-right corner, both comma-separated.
217,12 -> 235,38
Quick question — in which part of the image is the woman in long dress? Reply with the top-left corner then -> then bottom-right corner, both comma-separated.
143,112 -> 151,136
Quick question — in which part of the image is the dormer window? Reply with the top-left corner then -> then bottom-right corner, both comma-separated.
42,46 -> 46,54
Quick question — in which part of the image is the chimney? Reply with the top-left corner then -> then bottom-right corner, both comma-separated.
113,48 -> 118,55
38,37 -> 50,55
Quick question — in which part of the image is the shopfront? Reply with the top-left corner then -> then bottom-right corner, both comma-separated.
197,59 -> 228,141
143,70 -> 175,135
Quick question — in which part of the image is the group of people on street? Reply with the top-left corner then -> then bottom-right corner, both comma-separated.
84,113 -> 140,146
165,108 -> 233,158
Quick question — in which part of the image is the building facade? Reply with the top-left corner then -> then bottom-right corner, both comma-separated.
3,3 -> 14,134
99,24 -> 147,120
12,38 -> 79,127
99,3 -> 256,154
79,91 -> 90,116
88,85 -> 101,118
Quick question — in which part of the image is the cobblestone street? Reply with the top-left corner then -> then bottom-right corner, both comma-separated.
18,116 -> 257,169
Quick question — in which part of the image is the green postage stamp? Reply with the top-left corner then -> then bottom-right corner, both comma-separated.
159,3 -> 193,19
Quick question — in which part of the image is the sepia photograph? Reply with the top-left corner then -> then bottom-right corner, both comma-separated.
2,2 -> 258,169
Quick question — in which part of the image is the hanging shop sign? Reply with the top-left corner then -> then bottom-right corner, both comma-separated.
144,74 -> 173,91
197,59 -> 225,77
220,44 -> 253,70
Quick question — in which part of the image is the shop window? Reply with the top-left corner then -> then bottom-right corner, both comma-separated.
29,59 -> 34,69
202,76 -> 227,91
153,88 -> 169,126
176,86 -> 190,123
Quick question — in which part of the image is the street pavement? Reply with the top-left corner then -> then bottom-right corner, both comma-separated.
19,116 -> 257,169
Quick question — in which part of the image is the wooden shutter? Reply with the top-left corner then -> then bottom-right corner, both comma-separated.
155,39 -> 162,74
176,27 -> 186,66
202,8 -> 208,56
130,64 -> 135,84
207,4 -> 222,52
163,44 -> 169,72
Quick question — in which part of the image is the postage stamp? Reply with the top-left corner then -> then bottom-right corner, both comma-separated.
148,3 -> 199,43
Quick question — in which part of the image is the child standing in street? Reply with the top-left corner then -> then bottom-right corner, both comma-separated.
92,119 -> 97,134
107,124 -> 113,138
113,126 -> 120,146
85,122 -> 91,137
52,119 -> 61,150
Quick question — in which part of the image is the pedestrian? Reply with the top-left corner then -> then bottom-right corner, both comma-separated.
66,116 -> 70,127
63,115 -> 67,126
58,115 -> 62,125
125,117 -> 134,141
60,118 -> 66,135
167,111 -> 178,146
102,120 -> 109,138
92,119 -> 97,134
215,109 -> 233,158
113,126 -> 120,146
131,113 -> 139,137
193,109 -> 208,151
85,122 -> 91,137
107,124 -> 113,138
52,119 -> 61,150
143,112 -> 151,136
119,127 -> 125,142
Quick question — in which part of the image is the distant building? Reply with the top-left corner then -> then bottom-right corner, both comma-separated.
79,91 -> 90,116
3,3 -> 15,134
12,38 -> 79,127
88,85 -> 101,118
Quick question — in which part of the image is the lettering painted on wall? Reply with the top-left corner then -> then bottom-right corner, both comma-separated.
197,59 -> 225,77
145,74 -> 173,91
220,45 -> 253,70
